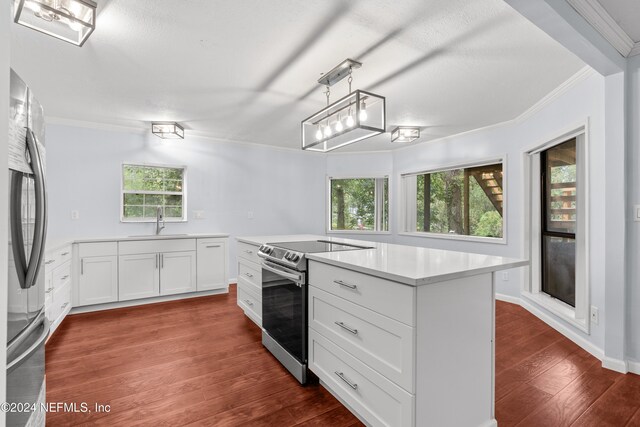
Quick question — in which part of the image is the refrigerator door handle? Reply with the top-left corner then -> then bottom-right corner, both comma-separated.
23,129 -> 47,290
7,308 -> 46,360
9,171 -> 28,289
7,314 -> 49,374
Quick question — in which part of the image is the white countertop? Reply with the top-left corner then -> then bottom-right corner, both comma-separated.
46,233 -> 229,251
237,234 -> 527,286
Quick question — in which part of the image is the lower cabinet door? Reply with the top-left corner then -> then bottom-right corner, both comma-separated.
196,239 -> 227,291
160,251 -> 197,296
78,256 -> 118,306
119,253 -> 160,301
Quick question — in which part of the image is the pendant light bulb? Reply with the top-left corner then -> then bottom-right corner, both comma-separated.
315,126 -> 323,141
346,109 -> 355,127
324,122 -> 332,138
335,114 -> 344,132
359,101 -> 367,122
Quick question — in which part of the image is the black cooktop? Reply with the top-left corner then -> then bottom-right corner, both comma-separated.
268,240 -> 372,254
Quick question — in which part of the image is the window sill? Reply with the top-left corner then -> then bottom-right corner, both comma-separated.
121,219 -> 187,223
521,291 -> 589,334
397,231 -> 506,245
326,230 -> 392,236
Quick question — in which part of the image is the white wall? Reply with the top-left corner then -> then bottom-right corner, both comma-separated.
0,0 -> 10,422
327,71 -> 608,351
627,56 -> 640,366
45,124 -> 326,278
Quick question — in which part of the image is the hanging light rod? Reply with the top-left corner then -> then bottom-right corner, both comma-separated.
317,59 -> 362,87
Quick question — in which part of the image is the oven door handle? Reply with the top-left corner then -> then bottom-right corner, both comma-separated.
262,260 -> 305,284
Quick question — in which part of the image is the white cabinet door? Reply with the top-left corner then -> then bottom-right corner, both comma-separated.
160,251 -> 196,296
78,256 -> 118,306
196,239 -> 227,291
119,253 -> 160,301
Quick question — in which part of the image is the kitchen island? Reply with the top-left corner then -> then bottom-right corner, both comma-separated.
237,235 -> 526,427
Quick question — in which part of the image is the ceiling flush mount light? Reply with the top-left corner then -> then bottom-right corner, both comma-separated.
151,122 -> 185,139
301,59 -> 386,152
391,126 -> 420,143
13,0 -> 97,46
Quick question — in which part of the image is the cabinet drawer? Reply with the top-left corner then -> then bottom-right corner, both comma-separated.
237,286 -> 261,325
52,261 -> 71,289
51,281 -> 72,322
310,286 -> 414,392
78,242 -> 118,258
119,239 -> 196,255
237,241 -> 260,265
309,261 -> 415,326
309,329 -> 414,427
238,260 -> 261,289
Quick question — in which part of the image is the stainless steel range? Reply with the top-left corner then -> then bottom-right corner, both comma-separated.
257,240 -> 371,384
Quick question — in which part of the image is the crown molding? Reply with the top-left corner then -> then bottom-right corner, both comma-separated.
566,0 -> 639,57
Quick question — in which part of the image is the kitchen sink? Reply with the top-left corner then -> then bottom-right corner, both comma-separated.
127,234 -> 189,238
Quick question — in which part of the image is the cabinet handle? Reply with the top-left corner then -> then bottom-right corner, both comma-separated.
45,288 -> 53,294
161,254 -> 164,269
61,302 -> 69,309
245,250 -> 253,254
334,371 -> 358,390
81,259 -> 84,275
45,260 -> 55,265
61,252 -> 69,256
206,245 -> 221,248
334,321 -> 358,335
61,275 -> 69,280
244,272 -> 253,278
244,299 -> 254,307
334,280 -> 357,290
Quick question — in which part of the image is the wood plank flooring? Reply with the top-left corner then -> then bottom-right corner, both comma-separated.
46,286 -> 640,426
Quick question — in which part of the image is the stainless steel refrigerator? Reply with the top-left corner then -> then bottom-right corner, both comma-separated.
6,69 -> 48,427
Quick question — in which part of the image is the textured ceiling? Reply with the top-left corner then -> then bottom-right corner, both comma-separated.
10,0 -> 585,151
597,0 -> 640,42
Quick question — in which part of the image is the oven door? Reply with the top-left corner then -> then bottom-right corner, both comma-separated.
261,260 -> 307,383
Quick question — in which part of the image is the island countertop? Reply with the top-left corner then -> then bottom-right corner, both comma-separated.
237,234 -> 527,286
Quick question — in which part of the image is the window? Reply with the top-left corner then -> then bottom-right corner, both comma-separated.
329,177 -> 389,232
541,139 -> 577,307
402,162 -> 504,239
121,164 -> 186,222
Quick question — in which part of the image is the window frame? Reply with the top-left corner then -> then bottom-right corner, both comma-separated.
325,174 -> 391,234
120,162 -> 188,223
522,122 -> 590,334
398,156 -> 507,244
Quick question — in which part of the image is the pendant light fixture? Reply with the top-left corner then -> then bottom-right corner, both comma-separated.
13,0 -> 97,46
301,59 -> 385,152
151,122 -> 185,139
391,126 -> 420,143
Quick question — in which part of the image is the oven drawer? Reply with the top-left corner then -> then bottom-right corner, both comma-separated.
237,242 -> 261,265
237,286 -> 261,325
309,261 -> 415,326
309,286 -> 415,392
309,328 -> 414,427
238,260 -> 261,289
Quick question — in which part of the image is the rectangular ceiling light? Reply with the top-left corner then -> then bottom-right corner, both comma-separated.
13,0 -> 97,47
301,90 -> 386,152
152,122 -> 185,139
391,126 -> 420,143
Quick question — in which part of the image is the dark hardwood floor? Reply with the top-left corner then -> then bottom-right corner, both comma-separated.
45,286 -> 640,426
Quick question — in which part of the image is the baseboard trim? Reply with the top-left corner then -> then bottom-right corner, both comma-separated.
228,277 -> 237,285
70,288 -> 229,314
495,293 -> 630,374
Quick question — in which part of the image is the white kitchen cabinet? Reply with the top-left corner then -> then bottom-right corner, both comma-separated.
196,238 -> 228,291
44,244 -> 73,336
78,255 -> 119,306
160,251 -> 196,295
236,241 -> 262,327
119,253 -> 160,301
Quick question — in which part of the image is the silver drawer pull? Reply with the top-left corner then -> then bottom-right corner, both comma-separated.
334,280 -> 357,290
45,260 -> 55,265
335,321 -> 358,335
244,299 -> 254,307
244,272 -> 254,278
334,371 -> 358,390
61,252 -> 69,256
206,245 -> 221,248
45,288 -> 53,294
245,250 -> 253,254
61,302 -> 69,309
61,275 -> 69,280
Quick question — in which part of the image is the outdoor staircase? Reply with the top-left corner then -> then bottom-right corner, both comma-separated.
469,168 -> 503,217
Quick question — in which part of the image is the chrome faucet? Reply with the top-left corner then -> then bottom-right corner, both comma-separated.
156,206 -> 165,235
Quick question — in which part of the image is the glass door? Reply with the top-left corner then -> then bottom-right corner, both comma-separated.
541,138 -> 577,306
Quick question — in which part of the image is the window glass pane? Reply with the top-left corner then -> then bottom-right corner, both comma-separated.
542,236 -> 576,307
330,178 -> 387,231
164,207 -> 182,218
123,193 -> 144,205
144,194 -> 163,206
412,163 -> 503,238
545,139 -> 576,234
164,195 -> 182,206
121,164 -> 185,221
123,205 -> 143,218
